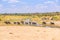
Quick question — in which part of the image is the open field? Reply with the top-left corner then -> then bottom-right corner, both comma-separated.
0,12 -> 60,40
0,26 -> 60,40
0,12 -> 60,27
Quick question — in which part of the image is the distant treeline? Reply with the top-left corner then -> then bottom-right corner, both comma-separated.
0,12 -> 60,16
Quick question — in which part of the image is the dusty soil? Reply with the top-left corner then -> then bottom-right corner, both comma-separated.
0,26 -> 60,40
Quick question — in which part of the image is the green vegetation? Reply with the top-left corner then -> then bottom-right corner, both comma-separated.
0,12 -> 60,26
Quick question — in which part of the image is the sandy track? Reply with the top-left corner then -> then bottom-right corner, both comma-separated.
0,26 -> 60,40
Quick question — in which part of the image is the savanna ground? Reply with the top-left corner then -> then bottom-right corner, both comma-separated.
0,12 -> 60,40
0,12 -> 60,27
0,26 -> 60,40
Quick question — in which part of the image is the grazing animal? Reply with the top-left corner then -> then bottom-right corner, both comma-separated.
29,22 -> 31,24
14,22 -> 16,24
32,22 -> 37,26
14,22 -> 20,25
4,21 -> 11,24
17,22 -> 20,25
21,21 -> 24,24
25,22 -> 28,24
50,22 -> 54,25
32,22 -> 36,24
42,22 -> 46,24
51,18 -> 53,20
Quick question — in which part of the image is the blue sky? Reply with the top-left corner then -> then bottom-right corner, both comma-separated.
0,0 -> 60,13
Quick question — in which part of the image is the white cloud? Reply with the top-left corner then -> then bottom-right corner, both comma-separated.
8,0 -> 19,3
0,4 -> 3,10
2,0 -> 27,5
2,0 -> 19,3
44,1 -> 55,4
31,0 -> 60,12
0,5 -> 30,13
55,0 -> 58,2
0,4 -> 3,7
0,4 -> 5,13
44,1 -> 57,6
0,0 -> 60,13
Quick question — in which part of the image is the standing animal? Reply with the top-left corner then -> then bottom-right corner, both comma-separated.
50,22 -> 54,25
42,22 -> 46,24
14,22 -> 20,25
21,21 -> 24,24
4,21 -> 11,24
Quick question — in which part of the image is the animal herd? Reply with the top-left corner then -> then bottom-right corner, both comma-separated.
42,22 -> 54,25
4,20 -> 55,26
3,17 -> 55,26
4,21 -> 37,26
4,21 -> 21,25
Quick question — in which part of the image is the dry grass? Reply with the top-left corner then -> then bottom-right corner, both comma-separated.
0,26 -> 60,40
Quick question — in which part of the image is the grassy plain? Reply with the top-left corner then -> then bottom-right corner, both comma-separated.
0,12 -> 60,27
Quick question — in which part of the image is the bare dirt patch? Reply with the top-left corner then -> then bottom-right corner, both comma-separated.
0,26 -> 60,40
